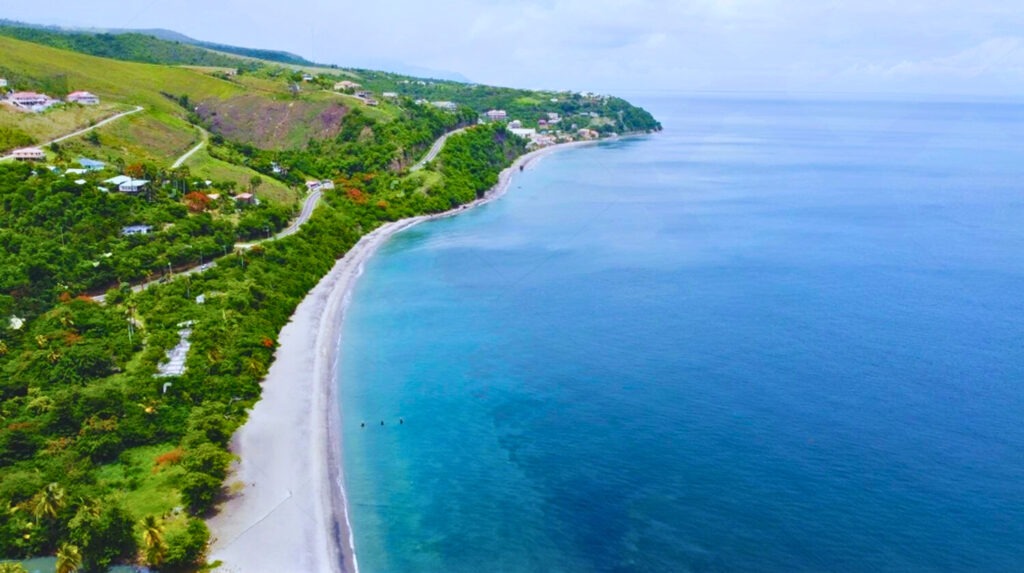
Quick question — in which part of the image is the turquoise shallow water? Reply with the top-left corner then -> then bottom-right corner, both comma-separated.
338,97 -> 1024,572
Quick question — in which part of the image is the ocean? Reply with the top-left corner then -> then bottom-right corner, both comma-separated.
337,96 -> 1024,572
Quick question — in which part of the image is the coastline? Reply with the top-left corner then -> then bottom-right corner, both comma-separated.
206,138 -> 602,572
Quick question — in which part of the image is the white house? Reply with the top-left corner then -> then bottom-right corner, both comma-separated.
0,79 -> 7,89
11,147 -> 45,161
8,91 -> 53,111
121,224 -> 153,236
510,127 -> 538,139
306,180 -> 323,192
382,92 -> 399,99
78,158 -> 106,171
119,179 -> 149,193
301,73 -> 314,82
432,101 -> 458,111
9,92 -> 49,106
66,91 -> 100,105
104,175 -> 132,186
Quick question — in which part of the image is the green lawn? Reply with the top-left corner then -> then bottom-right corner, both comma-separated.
405,168 -> 443,195
94,443 -> 186,518
56,112 -> 199,166
184,146 -> 300,207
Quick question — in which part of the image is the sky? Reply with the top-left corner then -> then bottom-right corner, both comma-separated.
5,1 -> 1024,97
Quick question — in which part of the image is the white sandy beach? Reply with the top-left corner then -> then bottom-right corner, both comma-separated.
207,140 -> 598,573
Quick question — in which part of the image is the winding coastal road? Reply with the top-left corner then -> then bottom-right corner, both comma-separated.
94,188 -> 324,302
0,105 -> 144,161
94,125 -> 469,302
236,187 -> 323,249
410,126 -> 468,171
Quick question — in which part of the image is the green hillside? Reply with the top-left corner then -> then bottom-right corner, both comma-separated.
0,31 -> 661,572
0,25 -> 252,69
0,35 -> 344,195
0,21 -> 315,68
0,35 -> 244,110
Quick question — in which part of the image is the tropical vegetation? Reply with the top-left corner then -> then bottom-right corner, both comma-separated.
0,23 -> 658,571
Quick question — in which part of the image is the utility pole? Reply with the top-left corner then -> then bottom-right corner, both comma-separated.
126,305 -> 135,345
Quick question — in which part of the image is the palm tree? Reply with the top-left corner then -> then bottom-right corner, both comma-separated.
0,562 -> 29,573
31,483 -> 65,522
140,515 -> 166,566
55,544 -> 82,573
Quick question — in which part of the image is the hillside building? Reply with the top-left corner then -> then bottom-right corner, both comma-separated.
104,175 -> 132,186
334,80 -> 361,91
11,147 -> 45,161
432,101 -> 458,111
8,91 -> 54,111
119,179 -> 149,194
66,91 -> 100,105
485,109 -> 508,122
78,158 -> 106,171
510,127 -> 538,139
121,225 -> 153,236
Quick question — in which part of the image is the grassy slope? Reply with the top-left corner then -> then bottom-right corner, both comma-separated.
56,112 -> 200,165
0,102 -> 131,146
0,35 -> 244,110
0,36 -> 305,202
183,146 -> 299,205
0,34 -> 239,165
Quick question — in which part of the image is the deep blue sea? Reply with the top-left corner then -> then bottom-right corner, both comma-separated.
338,97 -> 1024,572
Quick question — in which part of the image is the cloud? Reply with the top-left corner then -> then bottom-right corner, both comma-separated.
6,1 -> 1024,96
850,37 -> 1024,79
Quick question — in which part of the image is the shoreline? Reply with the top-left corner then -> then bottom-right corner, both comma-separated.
206,138 -> 604,572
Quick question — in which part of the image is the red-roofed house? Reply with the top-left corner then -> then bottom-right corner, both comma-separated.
66,91 -> 100,105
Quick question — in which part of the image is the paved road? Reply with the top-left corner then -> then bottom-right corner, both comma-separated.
0,105 -> 144,161
410,127 -> 468,171
95,189 -> 324,302
237,188 -> 322,249
94,126 -> 464,302
172,126 -> 209,168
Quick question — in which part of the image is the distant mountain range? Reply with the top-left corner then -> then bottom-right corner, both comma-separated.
0,19 -> 471,82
